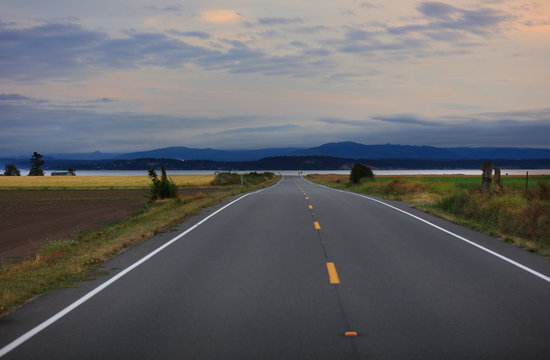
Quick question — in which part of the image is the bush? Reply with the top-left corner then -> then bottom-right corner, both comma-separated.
211,171 -> 275,186
211,172 -> 241,186
243,171 -> 274,185
349,164 -> 374,184
148,166 -> 178,200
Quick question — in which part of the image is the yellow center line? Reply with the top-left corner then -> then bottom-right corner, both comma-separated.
314,221 -> 321,230
326,262 -> 341,284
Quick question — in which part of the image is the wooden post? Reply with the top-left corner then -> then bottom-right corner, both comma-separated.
480,161 -> 493,192
494,168 -> 501,192
161,166 -> 167,180
526,171 -> 529,194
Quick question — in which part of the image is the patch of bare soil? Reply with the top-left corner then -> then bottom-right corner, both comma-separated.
0,187 -> 223,266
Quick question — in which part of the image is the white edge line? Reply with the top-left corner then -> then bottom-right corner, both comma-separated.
0,181 -> 279,358
302,176 -> 550,284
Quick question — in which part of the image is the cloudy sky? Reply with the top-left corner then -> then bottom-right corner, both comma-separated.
1,0 -> 549,155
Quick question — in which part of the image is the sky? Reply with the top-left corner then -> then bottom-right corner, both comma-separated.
1,0 -> 549,156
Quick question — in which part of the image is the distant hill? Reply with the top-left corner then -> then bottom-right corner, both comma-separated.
3,142 -> 550,169
113,142 -> 550,161
119,146 -> 302,161
290,142 -> 550,160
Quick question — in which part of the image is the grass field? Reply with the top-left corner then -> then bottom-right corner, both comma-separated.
308,174 -> 550,258
0,174 -> 215,190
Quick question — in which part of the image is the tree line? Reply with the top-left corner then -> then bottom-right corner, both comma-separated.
2,152 -> 45,176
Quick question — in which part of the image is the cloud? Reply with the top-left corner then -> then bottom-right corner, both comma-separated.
317,118 -> 366,126
148,5 -> 184,13
211,124 -> 300,135
200,10 -> 240,24
0,99 -> 274,154
371,114 -> 440,126
0,93 -> 47,104
0,93 -> 33,102
0,21 -> 335,82
0,22 -> 108,81
321,1 -> 514,61
257,17 -> 303,26
86,98 -> 115,104
360,2 -> 383,10
167,29 -> 211,39
314,109 -> 550,148
292,25 -> 330,34
388,2 -> 513,36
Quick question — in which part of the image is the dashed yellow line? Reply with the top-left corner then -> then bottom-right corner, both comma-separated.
326,262 -> 341,284
314,221 -> 321,230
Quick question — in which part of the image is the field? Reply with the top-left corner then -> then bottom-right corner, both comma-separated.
308,174 -> 550,257
0,174 -> 216,267
0,174 -> 215,190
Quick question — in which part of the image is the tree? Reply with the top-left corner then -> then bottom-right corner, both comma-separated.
28,152 -> 45,176
148,166 -> 178,200
349,163 -> 374,184
3,164 -> 21,176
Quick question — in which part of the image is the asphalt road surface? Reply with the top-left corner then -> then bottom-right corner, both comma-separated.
2,175 -> 550,359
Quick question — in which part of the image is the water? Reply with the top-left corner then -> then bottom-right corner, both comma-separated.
17,169 -> 550,176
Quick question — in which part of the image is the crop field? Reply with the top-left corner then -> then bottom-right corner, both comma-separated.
0,174 -> 215,190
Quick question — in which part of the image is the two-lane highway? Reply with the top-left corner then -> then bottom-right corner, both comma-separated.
2,175 -> 550,359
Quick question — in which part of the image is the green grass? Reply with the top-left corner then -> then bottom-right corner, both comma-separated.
308,174 -> 550,258
0,176 -> 279,317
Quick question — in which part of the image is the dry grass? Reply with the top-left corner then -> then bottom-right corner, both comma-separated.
308,174 -> 550,258
0,175 -> 215,190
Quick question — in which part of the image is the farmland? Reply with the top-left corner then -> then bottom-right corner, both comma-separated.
0,174 -> 215,190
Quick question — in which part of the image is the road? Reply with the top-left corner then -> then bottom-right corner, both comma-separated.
1,175 -> 550,359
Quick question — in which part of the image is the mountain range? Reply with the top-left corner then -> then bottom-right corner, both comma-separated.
40,142 -> 550,161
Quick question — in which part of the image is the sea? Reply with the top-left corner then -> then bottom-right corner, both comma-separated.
16,169 -> 550,176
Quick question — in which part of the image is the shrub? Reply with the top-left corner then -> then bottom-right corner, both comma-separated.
211,172 -> 241,186
243,171 -> 275,185
349,164 -> 374,184
211,171 -> 275,186
383,178 -> 425,195
148,166 -> 178,200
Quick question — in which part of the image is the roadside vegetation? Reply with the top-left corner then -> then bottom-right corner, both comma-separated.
210,171 -> 276,186
307,173 -> 550,258
0,172 -> 279,316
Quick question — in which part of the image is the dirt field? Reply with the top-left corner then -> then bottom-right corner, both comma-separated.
0,187 -> 222,266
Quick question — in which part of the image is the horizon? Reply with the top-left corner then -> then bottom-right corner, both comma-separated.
1,0 -> 549,156
3,141 -> 550,160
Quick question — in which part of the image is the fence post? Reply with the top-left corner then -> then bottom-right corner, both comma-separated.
480,161 -> 493,192
494,168 -> 501,191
